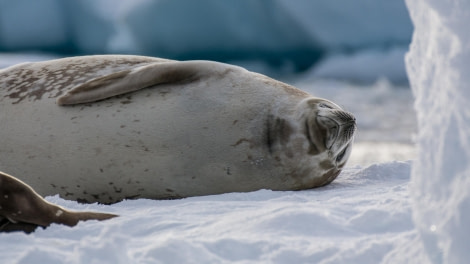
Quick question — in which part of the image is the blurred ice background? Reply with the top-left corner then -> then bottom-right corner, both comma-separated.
0,0 -> 412,74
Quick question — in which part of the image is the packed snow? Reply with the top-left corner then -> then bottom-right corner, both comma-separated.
0,162 -> 414,263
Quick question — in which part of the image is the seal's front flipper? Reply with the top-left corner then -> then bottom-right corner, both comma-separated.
0,171 -> 117,233
57,60 -> 233,106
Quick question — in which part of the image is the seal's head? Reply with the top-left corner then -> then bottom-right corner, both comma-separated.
303,98 -> 356,169
273,97 -> 356,188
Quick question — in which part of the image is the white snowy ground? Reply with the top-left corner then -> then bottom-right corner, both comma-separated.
0,54 -> 417,263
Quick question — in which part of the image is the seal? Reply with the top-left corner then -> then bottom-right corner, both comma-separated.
0,55 -> 355,229
0,171 -> 116,233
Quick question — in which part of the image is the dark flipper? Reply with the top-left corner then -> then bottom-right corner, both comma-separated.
0,171 -> 117,233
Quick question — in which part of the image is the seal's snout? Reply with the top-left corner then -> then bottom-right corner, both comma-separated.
335,110 -> 356,127
317,110 -> 356,150
336,111 -> 357,142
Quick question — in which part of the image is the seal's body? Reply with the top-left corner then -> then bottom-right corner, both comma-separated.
0,55 -> 356,204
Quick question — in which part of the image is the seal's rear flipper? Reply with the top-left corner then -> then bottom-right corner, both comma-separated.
0,171 -> 117,233
57,60 -> 236,106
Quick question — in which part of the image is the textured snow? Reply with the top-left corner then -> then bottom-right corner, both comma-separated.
405,0 -> 470,263
0,162 -> 415,263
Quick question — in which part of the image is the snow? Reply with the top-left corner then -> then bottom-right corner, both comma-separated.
0,162 -> 415,263
405,0 -> 470,263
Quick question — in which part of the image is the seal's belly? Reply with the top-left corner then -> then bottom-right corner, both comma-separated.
0,84 -> 273,203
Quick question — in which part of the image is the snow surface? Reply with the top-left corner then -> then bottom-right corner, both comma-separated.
405,0 -> 470,263
0,161 -> 415,264
0,53 -> 418,263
